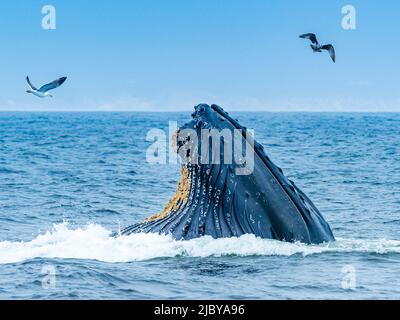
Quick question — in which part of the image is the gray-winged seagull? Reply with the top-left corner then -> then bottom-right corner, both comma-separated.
26,76 -> 67,98
299,33 -> 336,63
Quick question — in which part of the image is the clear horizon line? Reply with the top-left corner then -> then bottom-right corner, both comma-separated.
1,110 -> 400,114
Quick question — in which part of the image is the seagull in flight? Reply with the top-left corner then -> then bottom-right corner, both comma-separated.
299,33 -> 336,63
26,76 -> 67,98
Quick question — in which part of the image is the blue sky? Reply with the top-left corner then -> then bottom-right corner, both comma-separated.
0,0 -> 399,111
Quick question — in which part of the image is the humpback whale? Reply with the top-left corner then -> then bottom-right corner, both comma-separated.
122,104 -> 335,244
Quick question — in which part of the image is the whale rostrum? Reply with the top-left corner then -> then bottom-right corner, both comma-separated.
122,104 -> 335,244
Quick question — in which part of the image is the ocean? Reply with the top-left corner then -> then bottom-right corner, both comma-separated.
0,112 -> 399,299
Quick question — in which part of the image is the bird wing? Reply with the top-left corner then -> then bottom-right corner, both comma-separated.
26,76 -> 37,90
38,77 -> 67,92
299,33 -> 318,45
321,44 -> 336,62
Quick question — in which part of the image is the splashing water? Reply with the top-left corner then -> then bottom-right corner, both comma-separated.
0,222 -> 399,265
1,112 -> 399,299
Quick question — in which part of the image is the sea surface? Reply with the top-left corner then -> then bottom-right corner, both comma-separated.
0,112 -> 399,299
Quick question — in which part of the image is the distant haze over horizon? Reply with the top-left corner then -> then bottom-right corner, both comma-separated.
1,108 -> 399,114
0,0 -> 399,112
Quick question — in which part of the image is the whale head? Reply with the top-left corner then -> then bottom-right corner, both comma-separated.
122,104 -> 335,244
174,103 -> 254,176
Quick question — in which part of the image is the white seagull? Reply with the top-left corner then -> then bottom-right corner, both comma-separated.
299,33 -> 336,63
26,76 -> 67,98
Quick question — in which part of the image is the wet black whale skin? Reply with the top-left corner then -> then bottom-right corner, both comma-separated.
122,104 -> 335,244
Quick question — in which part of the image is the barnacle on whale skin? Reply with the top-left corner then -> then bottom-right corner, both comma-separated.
145,166 -> 191,222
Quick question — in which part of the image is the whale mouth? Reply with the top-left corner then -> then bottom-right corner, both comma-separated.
122,104 -> 335,244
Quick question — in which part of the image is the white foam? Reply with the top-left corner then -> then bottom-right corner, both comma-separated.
0,223 -> 399,264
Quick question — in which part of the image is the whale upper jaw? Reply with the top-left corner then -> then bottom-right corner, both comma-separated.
122,104 -> 335,244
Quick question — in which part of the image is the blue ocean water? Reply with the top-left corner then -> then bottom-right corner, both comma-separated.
0,112 -> 399,299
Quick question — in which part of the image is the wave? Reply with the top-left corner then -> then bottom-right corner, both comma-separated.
0,223 -> 399,264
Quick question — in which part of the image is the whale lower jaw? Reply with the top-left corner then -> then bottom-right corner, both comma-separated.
122,104 -> 335,244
